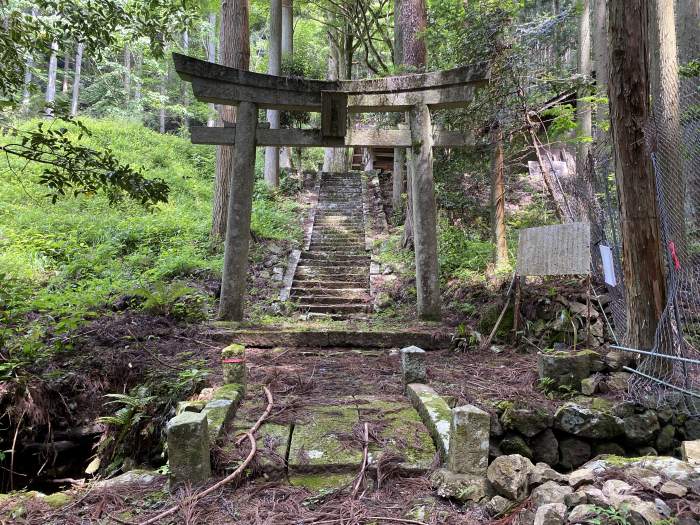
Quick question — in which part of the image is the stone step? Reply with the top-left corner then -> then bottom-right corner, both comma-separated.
295,269 -> 368,279
300,252 -> 370,262
296,303 -> 371,314
307,246 -> 366,253
296,261 -> 367,269
293,273 -> 369,283
290,287 -> 368,298
292,278 -> 369,288
294,296 -> 368,305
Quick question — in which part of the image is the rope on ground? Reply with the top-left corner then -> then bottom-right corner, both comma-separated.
137,386 -> 274,525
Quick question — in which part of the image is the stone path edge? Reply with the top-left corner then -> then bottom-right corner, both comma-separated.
208,328 -> 452,349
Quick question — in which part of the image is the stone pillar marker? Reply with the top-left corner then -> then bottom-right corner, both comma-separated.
401,345 -> 427,386
447,404 -> 490,476
167,411 -> 211,485
222,343 -> 246,389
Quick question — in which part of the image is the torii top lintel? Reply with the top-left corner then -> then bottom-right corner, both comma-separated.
173,53 -> 490,113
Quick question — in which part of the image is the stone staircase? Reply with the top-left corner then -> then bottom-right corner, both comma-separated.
291,172 -> 371,317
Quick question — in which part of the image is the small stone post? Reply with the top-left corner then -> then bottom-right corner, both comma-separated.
400,345 -> 427,387
218,100 -> 258,320
167,412 -> 211,486
409,103 -> 442,321
447,404 -> 490,476
222,343 -> 246,389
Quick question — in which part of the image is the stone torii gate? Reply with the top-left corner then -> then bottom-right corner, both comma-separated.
173,53 -> 489,322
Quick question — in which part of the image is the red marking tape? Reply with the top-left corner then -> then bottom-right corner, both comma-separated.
222,358 -> 245,364
669,241 -> 681,270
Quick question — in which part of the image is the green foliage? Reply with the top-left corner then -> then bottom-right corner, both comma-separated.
0,119 -> 300,381
131,282 -> 208,321
587,505 -> 632,525
2,118 -> 169,207
438,218 -> 494,282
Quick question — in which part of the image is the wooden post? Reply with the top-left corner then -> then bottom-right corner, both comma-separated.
409,103 -> 442,321
513,275 -> 522,344
218,101 -> 258,321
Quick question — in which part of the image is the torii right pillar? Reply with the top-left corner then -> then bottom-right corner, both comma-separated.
409,104 -> 442,320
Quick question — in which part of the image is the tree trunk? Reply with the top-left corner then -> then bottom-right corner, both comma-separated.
280,0 -> 293,169
159,67 -> 167,133
70,43 -> 84,116
608,0 -> 666,349
45,41 -> 59,117
323,27 -> 348,172
22,52 -> 34,113
593,0 -> 608,127
577,0 -> 592,163
491,122 -> 508,268
211,0 -> 250,239
206,11 -> 217,127
62,51 -> 70,93
677,0 -> 700,65
398,0 -> 427,73
124,45 -> 131,103
649,0 -> 686,262
264,0 -> 282,187
182,31 -> 189,128
134,51 -> 142,105
399,0 -> 427,248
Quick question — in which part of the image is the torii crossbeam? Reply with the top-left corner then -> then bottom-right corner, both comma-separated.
173,53 -> 490,322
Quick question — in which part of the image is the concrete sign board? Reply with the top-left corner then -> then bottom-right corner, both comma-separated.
517,222 -> 591,276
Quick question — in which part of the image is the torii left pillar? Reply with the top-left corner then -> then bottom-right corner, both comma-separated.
219,101 -> 258,320
409,104 -> 442,320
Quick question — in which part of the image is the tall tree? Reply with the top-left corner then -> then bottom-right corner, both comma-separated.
322,13 -> 349,173
677,0 -> 700,66
649,0 -> 686,261
61,51 -> 70,93
205,11 -> 217,127
593,0 -> 608,127
399,0 -> 427,249
45,41 -> 59,117
280,0 -> 293,170
391,0 -> 405,215
70,43 -> 84,116
577,0 -> 592,163
264,0 -> 282,187
124,45 -> 131,103
491,122 -> 508,268
608,0 -> 666,349
211,0 -> 250,239
182,30 -> 189,128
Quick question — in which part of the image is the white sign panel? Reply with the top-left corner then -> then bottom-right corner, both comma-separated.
517,222 -> 591,276
599,244 -> 617,287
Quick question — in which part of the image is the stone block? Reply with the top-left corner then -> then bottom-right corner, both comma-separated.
681,439 -> 700,464
533,503 -> 566,525
202,399 -> 235,443
221,344 -> 246,388
166,412 -> 211,486
175,400 -> 206,415
447,404 -> 490,476
487,454 -> 534,501
430,468 -> 493,503
501,407 -> 553,437
538,351 -> 591,390
554,403 -> 623,439
401,345 -> 427,386
406,383 -> 452,460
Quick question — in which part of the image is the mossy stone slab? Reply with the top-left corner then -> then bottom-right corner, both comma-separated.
288,472 -> 355,492
357,398 -> 436,473
288,405 -> 363,474
406,384 -> 452,461
231,420 -> 292,478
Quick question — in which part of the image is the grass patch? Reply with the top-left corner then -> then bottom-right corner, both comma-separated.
0,118 -> 302,379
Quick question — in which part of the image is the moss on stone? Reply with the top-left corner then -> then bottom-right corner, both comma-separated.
288,472 -> 355,491
212,383 -> 244,402
43,492 -> 72,508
